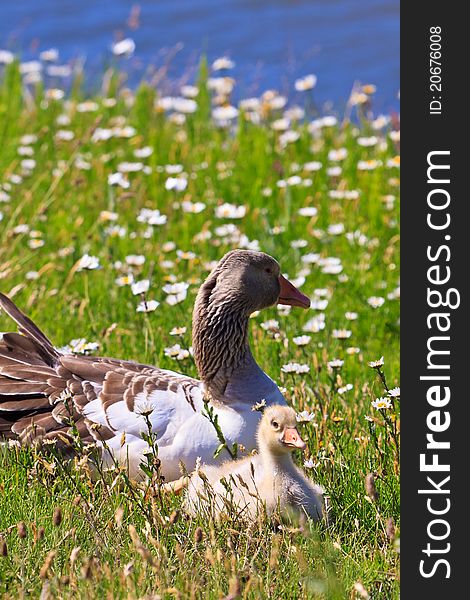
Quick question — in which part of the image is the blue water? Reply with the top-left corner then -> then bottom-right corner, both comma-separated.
1,0 -> 399,111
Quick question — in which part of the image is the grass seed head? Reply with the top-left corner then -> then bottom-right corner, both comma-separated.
194,526 -> 204,543
53,507 -> 62,526
365,473 -> 378,502
40,550 -> 56,579
17,521 -> 27,539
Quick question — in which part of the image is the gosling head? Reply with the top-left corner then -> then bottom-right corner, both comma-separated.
257,405 -> 306,457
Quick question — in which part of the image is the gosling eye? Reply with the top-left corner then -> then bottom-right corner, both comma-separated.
271,420 -> 279,429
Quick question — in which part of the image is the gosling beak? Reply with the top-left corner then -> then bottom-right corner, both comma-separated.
281,427 -> 306,450
278,275 -> 310,309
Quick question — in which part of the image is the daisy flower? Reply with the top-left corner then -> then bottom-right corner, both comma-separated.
371,397 -> 392,410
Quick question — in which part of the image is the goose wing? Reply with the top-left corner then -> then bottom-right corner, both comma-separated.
0,292 -> 203,448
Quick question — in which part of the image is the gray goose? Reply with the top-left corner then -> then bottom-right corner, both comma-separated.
0,250 -> 310,481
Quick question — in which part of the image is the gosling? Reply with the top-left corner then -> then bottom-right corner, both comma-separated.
184,405 -> 326,521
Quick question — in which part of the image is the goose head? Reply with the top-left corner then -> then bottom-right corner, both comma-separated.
192,250 -> 310,396
257,405 -> 306,457
195,250 -> 310,316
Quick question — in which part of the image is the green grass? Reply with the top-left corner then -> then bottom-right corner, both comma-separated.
0,60 -> 400,598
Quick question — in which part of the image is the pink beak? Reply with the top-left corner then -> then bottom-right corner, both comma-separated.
281,427 -> 306,450
278,275 -> 310,309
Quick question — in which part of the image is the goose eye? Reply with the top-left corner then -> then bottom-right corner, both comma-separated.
265,267 -> 272,274
271,420 -> 279,429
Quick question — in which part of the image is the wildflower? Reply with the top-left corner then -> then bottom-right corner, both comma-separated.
350,91 -> 368,105
0,50 -> 15,64
172,97 -> 198,113
347,346 -> 361,355
301,253 -> 320,266
136,300 -> 159,313
77,254 -> 100,271
338,384 -> 353,394
358,159 -> 381,171
371,397 -> 392,410
295,74 -> 317,91
137,208 -> 167,226
29,239 -> 45,249
251,399 -> 267,412
332,329 -> 352,340
164,344 -> 190,360
298,206 -> 318,217
303,315 -> 326,333
134,146 -> 153,158
118,161 -> 144,173
345,311 -> 358,320
367,296 -> 385,308
163,282 -> 189,305
131,280 -> 150,295
99,211 -> 118,223
328,223 -> 345,235
327,359 -> 344,369
165,176 -> 188,192
58,338 -> 99,355
290,239 -> 308,249
328,148 -> 347,161
76,101 -> 99,113
162,282 -> 189,295
40,48 -> 59,62
357,136 -> 378,147
387,155 -> 401,168
108,172 -> 130,189
170,326 -> 187,336
182,200 -> 206,213
292,335 -> 311,346
212,105 -> 239,121
212,57 -> 235,71
327,166 -> 342,177
115,274 -> 134,287
362,84 -> 377,95
260,319 -> 280,332
47,64 -> 72,77
271,118 -> 290,131
303,458 -> 318,469
368,356 -> 384,368
281,362 -> 310,374
177,250 -> 196,260
304,161 -> 322,172
112,38 -> 135,57
21,159 -> 36,171
181,85 -> 199,98
296,410 -> 315,422
388,387 -> 400,398
215,203 -> 246,219
329,189 -> 360,200
20,61 -> 42,75
279,130 -> 300,146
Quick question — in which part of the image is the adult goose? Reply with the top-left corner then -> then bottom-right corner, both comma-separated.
0,250 -> 310,481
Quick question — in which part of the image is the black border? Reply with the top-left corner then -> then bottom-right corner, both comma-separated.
401,4 -> 467,596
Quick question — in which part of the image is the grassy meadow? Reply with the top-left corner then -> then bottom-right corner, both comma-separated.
0,59 -> 400,598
